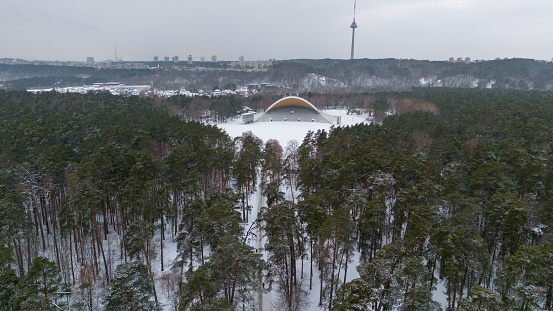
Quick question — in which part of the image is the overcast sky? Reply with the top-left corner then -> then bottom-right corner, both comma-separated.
1,0 -> 552,62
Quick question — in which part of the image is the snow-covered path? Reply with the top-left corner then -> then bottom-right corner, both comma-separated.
254,180 -> 267,310
247,174 -> 276,311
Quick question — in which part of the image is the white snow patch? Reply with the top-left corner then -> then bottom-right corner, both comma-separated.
420,77 -> 433,86
217,109 -> 369,145
532,224 -> 547,235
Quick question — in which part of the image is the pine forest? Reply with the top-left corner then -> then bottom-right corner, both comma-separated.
1,88 -> 553,310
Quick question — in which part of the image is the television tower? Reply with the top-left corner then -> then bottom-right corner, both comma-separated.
350,0 -> 358,60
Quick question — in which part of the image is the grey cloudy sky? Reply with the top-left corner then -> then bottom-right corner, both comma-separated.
1,0 -> 552,62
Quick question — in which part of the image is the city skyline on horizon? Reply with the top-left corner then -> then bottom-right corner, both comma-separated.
1,0 -> 553,62
5,55 -> 552,64
4,49 -> 553,66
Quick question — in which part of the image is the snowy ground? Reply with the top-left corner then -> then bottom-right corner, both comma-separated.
217,109 -> 370,145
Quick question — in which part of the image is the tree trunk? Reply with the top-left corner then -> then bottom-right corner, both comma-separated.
42,266 -> 49,298
40,194 -> 50,236
328,238 -> 338,311
452,280 -> 457,309
460,265 -> 469,301
160,210 -> 164,272
430,257 -> 438,289
343,249 -> 349,285
95,228 -> 110,284
230,261 -> 240,305
199,290 -> 205,311
52,216 -> 61,277
447,276 -> 451,310
34,201 -> 46,251
141,240 -> 158,303
310,238 -> 313,290
319,251 -> 324,306
69,233 -> 75,285
26,238 -> 32,271
200,237 -> 205,265
91,231 -> 99,275
102,179 -> 108,240
15,240 -> 25,276
488,245 -> 497,288
283,251 -> 290,303
73,227 -> 80,266
545,285 -> 552,311
290,235 -> 296,287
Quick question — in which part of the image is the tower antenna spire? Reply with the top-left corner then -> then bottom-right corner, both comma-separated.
354,0 -> 356,21
350,0 -> 358,60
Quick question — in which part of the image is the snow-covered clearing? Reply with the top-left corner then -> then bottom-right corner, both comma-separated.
217,109 -> 370,145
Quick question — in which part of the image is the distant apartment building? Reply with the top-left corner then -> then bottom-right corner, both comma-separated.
164,56 -> 170,62
449,57 -> 471,64
200,56 -> 206,62
211,55 -> 218,63
188,55 -> 193,64
87,57 -> 95,63
172,55 -> 179,63
239,55 -> 245,63
154,56 -> 159,62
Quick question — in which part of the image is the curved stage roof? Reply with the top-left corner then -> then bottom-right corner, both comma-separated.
266,96 -> 319,113
250,95 -> 338,124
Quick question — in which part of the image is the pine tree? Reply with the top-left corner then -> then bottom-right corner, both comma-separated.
105,261 -> 161,311
25,256 -> 61,300
233,132 -> 262,222
261,200 -> 305,310
0,267 -> 20,310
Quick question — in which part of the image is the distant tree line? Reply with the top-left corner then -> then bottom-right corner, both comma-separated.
3,58 -> 553,93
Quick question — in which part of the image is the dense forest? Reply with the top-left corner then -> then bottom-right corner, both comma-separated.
1,88 -> 553,310
2,58 -> 553,93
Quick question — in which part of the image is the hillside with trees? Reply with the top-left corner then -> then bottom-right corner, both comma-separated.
2,58 -> 553,93
1,88 -> 553,310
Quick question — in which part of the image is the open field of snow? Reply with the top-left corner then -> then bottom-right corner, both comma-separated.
217,109 -> 370,145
